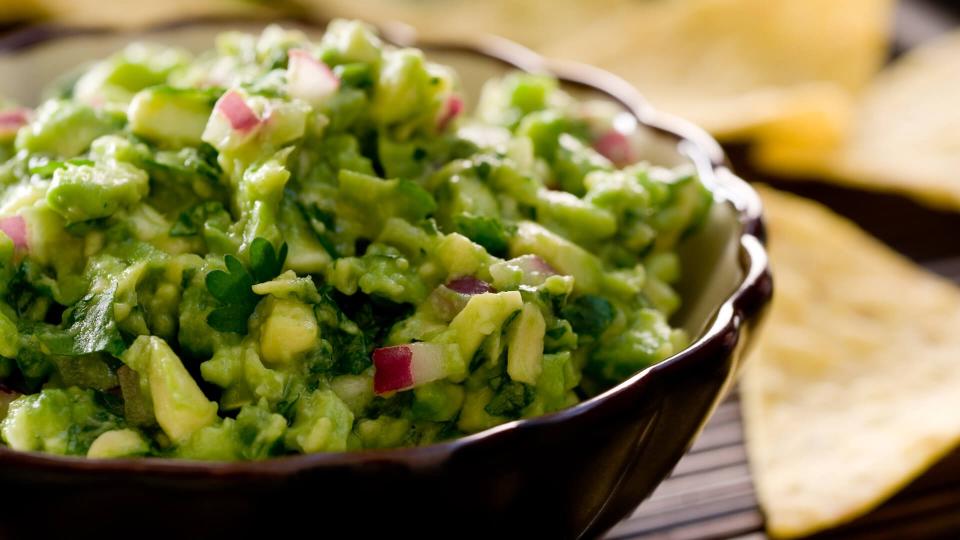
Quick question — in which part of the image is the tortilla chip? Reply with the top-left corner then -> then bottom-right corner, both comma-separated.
0,0 -> 46,24
308,0 -> 892,142
754,31 -> 960,211
0,0 -> 277,28
742,186 -> 960,538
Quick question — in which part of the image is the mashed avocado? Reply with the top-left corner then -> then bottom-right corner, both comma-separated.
0,21 -> 711,459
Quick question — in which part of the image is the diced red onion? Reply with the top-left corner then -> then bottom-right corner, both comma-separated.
445,276 -> 495,295
0,215 -> 27,251
287,49 -> 340,106
593,130 -> 635,168
373,342 -> 447,395
436,94 -> 464,131
215,90 -> 260,132
373,345 -> 413,394
0,108 -> 29,138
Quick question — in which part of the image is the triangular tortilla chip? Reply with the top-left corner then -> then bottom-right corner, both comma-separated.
754,31 -> 960,211
308,0 -> 892,142
743,186 -> 960,538
0,0 -> 279,28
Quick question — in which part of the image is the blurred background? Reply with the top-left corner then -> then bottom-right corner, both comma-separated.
1,1 -> 957,258
1,1 -> 959,539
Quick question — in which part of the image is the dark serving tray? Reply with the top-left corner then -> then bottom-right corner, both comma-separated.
610,1 -> 960,538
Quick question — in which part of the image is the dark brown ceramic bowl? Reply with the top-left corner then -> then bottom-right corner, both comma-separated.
0,19 -> 772,539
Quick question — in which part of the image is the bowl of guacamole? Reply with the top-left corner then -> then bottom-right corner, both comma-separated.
0,19 -> 771,538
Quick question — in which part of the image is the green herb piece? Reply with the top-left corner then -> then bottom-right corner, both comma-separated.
170,201 -> 229,237
205,255 -> 257,334
453,213 -> 513,257
205,239 -> 288,333
249,238 -> 288,283
485,381 -> 535,418
27,282 -> 127,358
562,294 -> 615,338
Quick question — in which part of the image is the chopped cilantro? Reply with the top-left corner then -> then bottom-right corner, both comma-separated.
205,239 -> 288,333
453,213 -> 513,257
170,201 -> 230,237
485,381 -> 535,418
249,238 -> 288,283
562,295 -> 615,338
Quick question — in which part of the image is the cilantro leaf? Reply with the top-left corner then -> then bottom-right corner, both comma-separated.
249,238 -> 287,283
169,210 -> 200,237
299,202 -> 341,258
311,288 -> 371,375
170,201 -> 230,237
562,294 -> 615,338
332,63 -> 374,89
485,381 -> 535,418
205,255 -> 258,334
453,213 -> 513,257
309,289 -> 412,377
27,282 -> 127,358
206,255 -> 254,302
12,346 -> 54,390
206,305 -> 252,334
64,282 -> 126,357
12,282 -> 127,388
329,327 -> 369,375
473,160 -> 492,180
204,240 -> 289,334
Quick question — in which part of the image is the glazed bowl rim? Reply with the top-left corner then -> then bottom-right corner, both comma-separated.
0,16 -> 772,475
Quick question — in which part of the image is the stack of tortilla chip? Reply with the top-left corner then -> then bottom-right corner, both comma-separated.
754,30 -> 960,211
740,30 -> 960,540
743,186 -> 960,538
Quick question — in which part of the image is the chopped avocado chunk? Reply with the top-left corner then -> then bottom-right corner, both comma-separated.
509,220 -> 605,294
284,389 -> 354,453
506,302 -> 546,385
46,161 -> 149,223
128,87 -> 215,146
446,291 -> 522,365
122,336 -> 218,443
259,297 -> 319,365
457,387 -> 500,433
87,428 -> 150,458
74,43 -> 191,107
1,387 -> 124,455
15,100 -> 119,157
412,381 -> 464,422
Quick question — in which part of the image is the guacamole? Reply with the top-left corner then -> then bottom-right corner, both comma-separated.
0,21 -> 711,459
